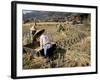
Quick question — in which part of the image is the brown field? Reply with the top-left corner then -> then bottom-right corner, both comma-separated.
22,22 -> 91,69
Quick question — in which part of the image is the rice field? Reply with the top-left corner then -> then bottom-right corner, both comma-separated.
22,22 -> 91,69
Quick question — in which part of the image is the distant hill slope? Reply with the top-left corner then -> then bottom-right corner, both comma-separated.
23,10 -> 67,21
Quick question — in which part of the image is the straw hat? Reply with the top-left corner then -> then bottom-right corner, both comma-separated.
33,29 -> 45,39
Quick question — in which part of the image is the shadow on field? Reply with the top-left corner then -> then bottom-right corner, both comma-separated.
23,43 -> 67,69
